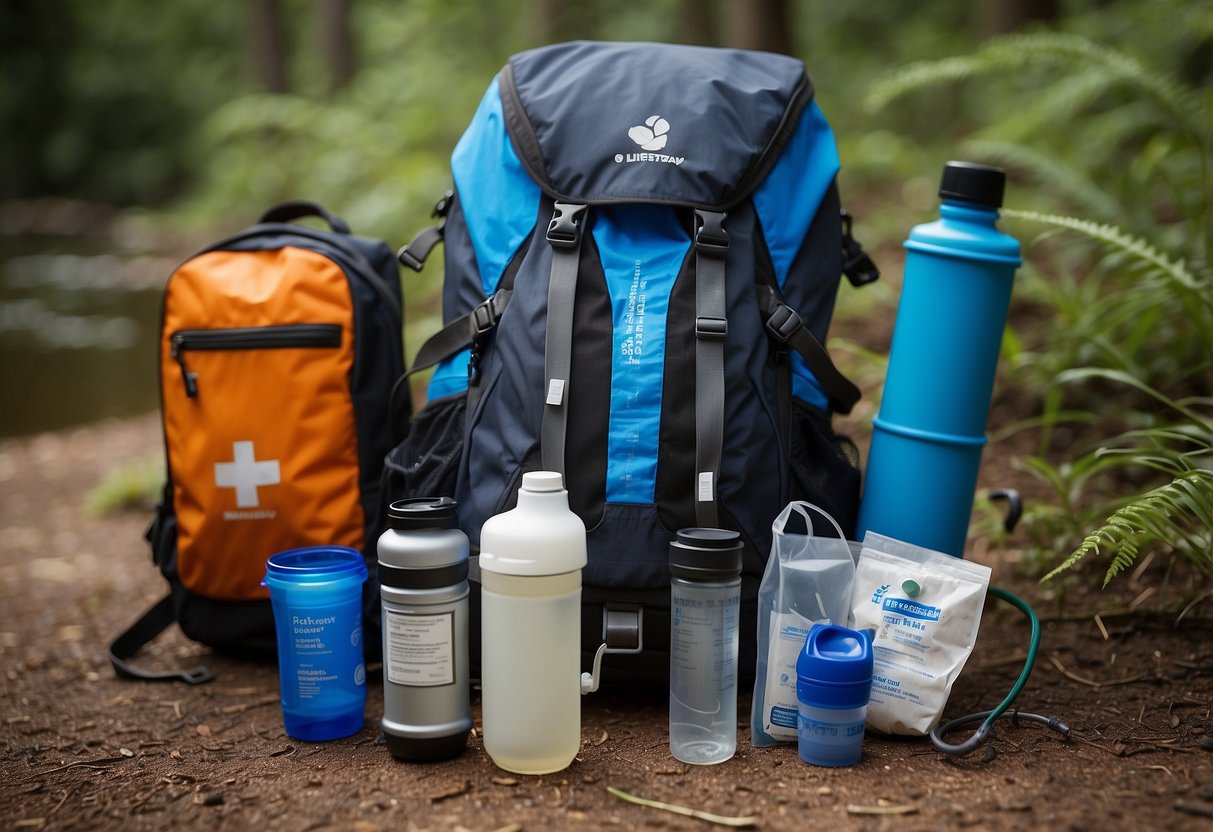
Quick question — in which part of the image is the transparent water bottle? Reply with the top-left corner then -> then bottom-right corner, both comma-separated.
669,528 -> 743,765
479,471 -> 587,775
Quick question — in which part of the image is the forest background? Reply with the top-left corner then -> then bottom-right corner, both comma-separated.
2,0 -> 1211,596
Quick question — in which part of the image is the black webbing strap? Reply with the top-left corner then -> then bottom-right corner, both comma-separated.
397,189 -> 454,272
694,210 -> 729,529
757,284 -> 861,415
404,288 -> 513,377
109,594 -> 214,685
541,202 -> 588,476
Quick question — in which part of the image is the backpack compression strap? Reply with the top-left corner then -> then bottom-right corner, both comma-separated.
541,202 -> 589,476
756,284 -> 861,415
109,594 -> 215,685
694,211 -> 729,528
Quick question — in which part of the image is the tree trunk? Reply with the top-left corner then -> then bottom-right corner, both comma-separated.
250,0 -> 289,93
677,0 -> 718,47
318,0 -> 356,92
982,0 -> 1060,35
721,0 -> 794,55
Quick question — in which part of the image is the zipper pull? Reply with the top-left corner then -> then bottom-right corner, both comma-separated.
170,334 -> 198,398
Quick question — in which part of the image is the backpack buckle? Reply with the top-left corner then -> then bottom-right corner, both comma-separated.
470,290 -> 506,337
546,203 -> 588,249
695,315 -> 728,340
694,209 -> 730,256
766,304 -> 803,343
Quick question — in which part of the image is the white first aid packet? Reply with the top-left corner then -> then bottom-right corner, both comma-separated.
848,532 -> 991,735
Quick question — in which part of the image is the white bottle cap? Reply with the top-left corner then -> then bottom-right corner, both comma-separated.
522,471 -> 564,493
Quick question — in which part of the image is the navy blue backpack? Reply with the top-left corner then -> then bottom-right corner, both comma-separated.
386,41 -> 877,683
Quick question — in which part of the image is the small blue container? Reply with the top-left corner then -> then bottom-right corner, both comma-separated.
264,546 -> 368,741
796,624 -> 874,767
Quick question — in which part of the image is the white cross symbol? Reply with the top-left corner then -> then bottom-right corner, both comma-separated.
214,441 -> 280,508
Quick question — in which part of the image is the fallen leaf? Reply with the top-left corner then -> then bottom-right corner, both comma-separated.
593,730 -> 609,746
429,781 -> 471,803
491,776 -> 518,787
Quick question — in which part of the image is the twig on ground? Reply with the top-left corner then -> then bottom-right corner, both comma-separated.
1049,653 -> 1147,687
607,786 -> 758,827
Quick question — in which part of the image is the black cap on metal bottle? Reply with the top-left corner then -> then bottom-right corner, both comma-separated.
939,161 -> 1006,209
387,497 -> 458,530
670,528 -> 743,582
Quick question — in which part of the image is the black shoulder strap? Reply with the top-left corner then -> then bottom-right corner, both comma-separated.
756,284 -> 861,415
109,594 -> 214,685
693,210 -> 729,528
540,202 -> 589,476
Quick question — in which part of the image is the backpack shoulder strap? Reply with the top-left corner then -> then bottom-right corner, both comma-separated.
694,210 -> 729,528
757,284 -> 860,415
109,594 -> 214,685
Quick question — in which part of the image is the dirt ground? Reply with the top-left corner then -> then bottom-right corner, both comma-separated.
1,412 -> 1212,832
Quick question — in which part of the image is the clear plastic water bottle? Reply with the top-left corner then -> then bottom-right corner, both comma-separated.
857,161 -> 1022,557
377,497 -> 471,762
669,528 -> 743,765
479,471 -> 587,774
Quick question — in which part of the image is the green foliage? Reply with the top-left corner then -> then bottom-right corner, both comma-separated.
865,4 -> 1213,591
85,454 -> 163,516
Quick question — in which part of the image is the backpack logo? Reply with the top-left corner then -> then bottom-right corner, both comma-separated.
615,114 -> 685,167
628,115 -> 670,151
214,440 -> 280,519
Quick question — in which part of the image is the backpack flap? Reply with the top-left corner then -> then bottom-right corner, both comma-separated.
501,40 -> 812,210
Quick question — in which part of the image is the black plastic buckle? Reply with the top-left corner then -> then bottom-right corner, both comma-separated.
433,188 -> 454,218
695,315 -> 728,340
469,293 -> 501,337
694,209 -> 730,256
396,245 -> 424,272
765,304 -> 803,343
546,203 -> 588,249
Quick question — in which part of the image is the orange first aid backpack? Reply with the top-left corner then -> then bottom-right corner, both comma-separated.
110,202 -> 406,683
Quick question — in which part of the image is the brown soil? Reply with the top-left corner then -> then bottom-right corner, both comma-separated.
2,412 -> 1212,832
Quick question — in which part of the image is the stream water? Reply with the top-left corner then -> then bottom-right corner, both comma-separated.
0,234 -> 169,438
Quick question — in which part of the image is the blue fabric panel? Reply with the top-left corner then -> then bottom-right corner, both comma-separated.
431,76 -> 541,402
450,76 -> 542,298
593,205 -> 689,504
427,348 -> 471,400
751,100 -> 839,411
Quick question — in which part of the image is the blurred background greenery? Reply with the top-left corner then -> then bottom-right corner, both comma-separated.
2,0 -> 1210,593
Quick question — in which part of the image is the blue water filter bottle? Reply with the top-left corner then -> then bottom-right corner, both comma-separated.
857,162 -> 1021,557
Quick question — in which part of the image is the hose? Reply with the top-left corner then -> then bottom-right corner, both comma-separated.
928,586 -> 1071,757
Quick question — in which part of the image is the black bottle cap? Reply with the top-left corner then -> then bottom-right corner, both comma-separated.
387,497 -> 458,530
670,527 -> 743,581
939,161 -> 1006,209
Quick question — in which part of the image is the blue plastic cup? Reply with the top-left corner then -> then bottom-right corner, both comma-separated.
796,624 -> 874,767
264,546 -> 368,741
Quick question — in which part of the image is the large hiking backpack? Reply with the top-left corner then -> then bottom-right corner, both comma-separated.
110,201 -> 406,683
387,41 -> 877,683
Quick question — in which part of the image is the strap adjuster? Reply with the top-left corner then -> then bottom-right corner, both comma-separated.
469,290 -> 506,337
694,209 -> 730,256
695,315 -> 728,340
766,304 -> 803,343
546,203 -> 588,249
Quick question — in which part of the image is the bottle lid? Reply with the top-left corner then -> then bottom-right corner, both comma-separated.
939,161 -> 1006,209
669,527 -> 743,581
387,497 -> 458,530
521,471 -> 564,492
796,623 -> 874,709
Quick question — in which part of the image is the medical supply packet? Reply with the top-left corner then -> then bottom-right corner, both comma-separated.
848,532 -> 990,735
751,502 -> 856,746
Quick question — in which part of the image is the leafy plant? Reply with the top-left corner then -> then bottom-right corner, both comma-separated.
865,12 -> 1213,590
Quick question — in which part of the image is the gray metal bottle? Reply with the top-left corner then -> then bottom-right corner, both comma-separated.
378,497 -> 471,761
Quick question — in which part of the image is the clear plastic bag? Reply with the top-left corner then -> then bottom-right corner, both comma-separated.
750,502 -> 856,747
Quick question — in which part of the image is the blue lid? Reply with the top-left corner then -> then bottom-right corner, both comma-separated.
264,546 -> 368,584
796,623 -> 874,709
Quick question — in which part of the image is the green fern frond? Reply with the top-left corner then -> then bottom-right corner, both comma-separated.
1001,209 -> 1205,290
863,55 -> 982,113
963,140 -> 1120,220
1043,470 -> 1213,585
866,32 -> 1202,139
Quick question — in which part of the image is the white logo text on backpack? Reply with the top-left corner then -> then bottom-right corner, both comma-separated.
614,115 -> 685,166
215,440 -> 280,519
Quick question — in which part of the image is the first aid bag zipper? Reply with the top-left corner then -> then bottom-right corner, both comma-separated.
170,324 -> 342,398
